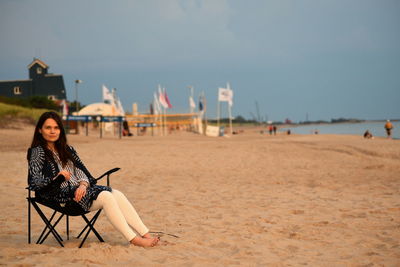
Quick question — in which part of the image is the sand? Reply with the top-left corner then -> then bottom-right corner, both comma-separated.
0,124 -> 399,266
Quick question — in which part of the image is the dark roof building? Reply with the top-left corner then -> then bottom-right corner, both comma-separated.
0,58 -> 66,100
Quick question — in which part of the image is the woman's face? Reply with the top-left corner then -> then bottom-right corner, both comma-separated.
39,118 -> 60,144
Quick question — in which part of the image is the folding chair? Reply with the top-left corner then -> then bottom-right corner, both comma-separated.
27,167 -> 120,248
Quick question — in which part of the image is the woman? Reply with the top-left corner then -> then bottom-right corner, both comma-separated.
27,111 -> 159,247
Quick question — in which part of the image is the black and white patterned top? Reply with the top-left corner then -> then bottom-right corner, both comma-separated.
52,151 -> 90,188
27,145 -> 111,212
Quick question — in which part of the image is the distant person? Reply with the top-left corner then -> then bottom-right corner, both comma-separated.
273,125 -> 277,135
140,126 -> 147,136
384,120 -> 393,138
287,129 -> 291,135
363,130 -> 373,139
122,121 -> 133,136
268,125 -> 273,135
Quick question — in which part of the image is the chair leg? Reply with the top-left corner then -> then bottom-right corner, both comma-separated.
27,198 -> 31,244
38,212 -> 65,245
66,215 -> 69,240
36,210 -> 56,243
30,201 -> 64,247
76,210 -> 101,239
78,211 -> 104,248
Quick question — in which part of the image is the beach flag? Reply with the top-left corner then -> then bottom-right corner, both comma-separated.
227,82 -> 233,107
164,88 -> 172,108
153,92 -> 161,114
189,96 -> 196,110
61,99 -> 69,116
218,83 -> 233,107
158,85 -> 168,109
199,95 -> 206,112
116,97 -> 125,116
102,85 -> 114,104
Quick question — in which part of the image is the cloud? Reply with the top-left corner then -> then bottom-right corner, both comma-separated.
0,0 -> 67,61
0,0 -> 239,70
1,0 -> 399,120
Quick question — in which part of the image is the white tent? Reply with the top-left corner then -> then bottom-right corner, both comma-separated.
76,103 -> 122,116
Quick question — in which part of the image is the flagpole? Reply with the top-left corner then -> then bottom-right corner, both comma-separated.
161,110 -> 164,136
191,86 -> 195,132
164,107 -> 167,135
228,104 -> 233,135
163,87 -> 167,136
217,99 -> 220,129
157,109 -> 160,136
160,106 -> 163,136
157,109 -> 161,136
199,92 -> 203,134
188,85 -> 195,132
204,92 -> 208,135
156,91 -> 162,136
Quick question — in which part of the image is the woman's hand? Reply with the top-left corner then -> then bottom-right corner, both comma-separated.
74,184 -> 87,202
58,170 -> 71,181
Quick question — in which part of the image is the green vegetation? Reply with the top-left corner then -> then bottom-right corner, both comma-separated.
330,118 -> 364,123
0,95 -> 59,110
207,116 -> 258,126
68,100 -> 85,113
0,96 -> 61,127
298,118 -> 365,125
0,102 -> 52,126
209,116 -> 367,126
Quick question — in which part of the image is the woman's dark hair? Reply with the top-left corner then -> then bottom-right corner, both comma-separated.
30,111 -> 73,166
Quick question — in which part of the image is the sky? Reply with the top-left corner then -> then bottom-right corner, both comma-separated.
1,0 -> 399,122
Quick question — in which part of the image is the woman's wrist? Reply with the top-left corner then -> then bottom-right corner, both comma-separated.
79,182 -> 89,188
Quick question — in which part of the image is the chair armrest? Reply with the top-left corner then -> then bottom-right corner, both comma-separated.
95,168 -> 120,187
95,168 -> 120,181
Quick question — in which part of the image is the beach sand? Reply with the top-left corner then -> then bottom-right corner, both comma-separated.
0,124 -> 399,266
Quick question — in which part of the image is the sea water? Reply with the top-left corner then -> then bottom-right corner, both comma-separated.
280,121 -> 400,139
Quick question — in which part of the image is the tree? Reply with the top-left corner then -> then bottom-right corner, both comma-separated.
234,115 -> 247,123
68,101 -> 85,113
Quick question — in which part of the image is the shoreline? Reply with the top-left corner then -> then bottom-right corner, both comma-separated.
276,121 -> 399,139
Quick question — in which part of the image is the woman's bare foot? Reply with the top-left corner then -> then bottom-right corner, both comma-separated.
142,232 -> 155,239
130,236 -> 159,247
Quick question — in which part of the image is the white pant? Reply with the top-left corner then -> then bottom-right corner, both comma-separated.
89,189 -> 149,242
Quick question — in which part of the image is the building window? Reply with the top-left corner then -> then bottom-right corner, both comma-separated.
13,86 -> 22,95
48,95 -> 57,100
37,67 -> 42,74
